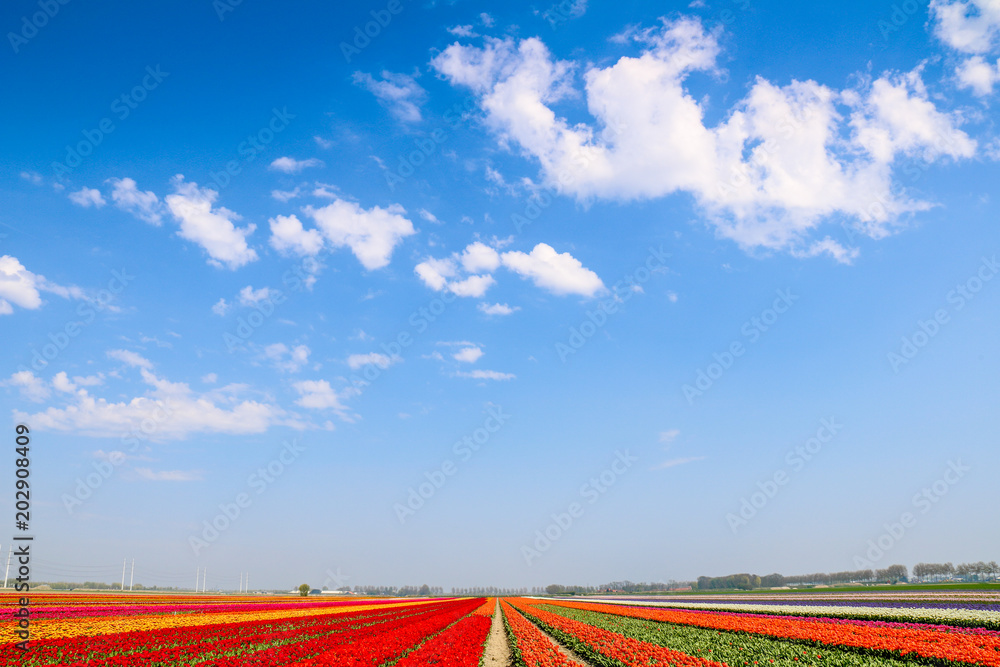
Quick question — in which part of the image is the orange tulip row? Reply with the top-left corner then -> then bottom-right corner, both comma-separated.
542,599 -> 1000,667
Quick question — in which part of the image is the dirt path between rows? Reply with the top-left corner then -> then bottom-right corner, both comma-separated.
482,599 -> 513,666
496,600 -> 588,665
532,615 -> 588,665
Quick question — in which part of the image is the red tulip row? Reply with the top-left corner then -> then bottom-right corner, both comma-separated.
0,599 -> 452,666
501,600 -> 579,667
286,597 -> 487,667
543,599 -> 1000,667
507,597 -> 729,667
394,599 -> 494,666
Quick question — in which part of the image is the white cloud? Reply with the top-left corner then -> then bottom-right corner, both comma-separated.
211,298 -> 230,316
312,182 -> 340,199
956,54 -> 1000,95
107,177 -> 164,225
433,17 -> 978,259
72,374 -> 104,387
0,255 -> 84,315
69,187 -> 106,208
930,0 -> 1000,54
448,274 -> 496,297
270,157 -> 325,173
269,214 -> 324,256
480,12 -> 495,27
201,373 -> 218,384
352,70 -> 427,123
418,208 -> 441,224
14,368 -> 289,439
135,468 -> 204,482
305,199 -> 415,270
265,343 -> 311,372
478,302 -> 520,315
460,241 -> 501,272
449,25 -> 479,37
501,243 -> 604,296
5,371 -> 50,402
165,176 -> 258,269
846,70 -> 976,165
292,379 -> 356,420
52,372 -> 76,393
346,352 -> 396,370
271,187 -> 302,202
453,346 -> 484,363
455,369 -> 515,381
20,171 -> 42,185
107,349 -> 154,369
238,285 -> 274,306
415,256 -> 458,291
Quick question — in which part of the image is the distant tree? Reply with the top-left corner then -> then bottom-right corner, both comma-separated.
418,584 -> 431,596
545,584 -> 564,595
299,584 -> 310,597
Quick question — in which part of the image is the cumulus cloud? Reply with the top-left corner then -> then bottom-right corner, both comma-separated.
478,302 -> 520,315
930,0 -> 1000,54
304,198 -> 415,270
5,371 -> 51,402
13,368 -> 291,439
453,346 -> 484,363
353,70 -> 428,123
416,241 -> 600,298
500,243 -> 604,296
956,55 -> 1000,94
264,343 -> 311,372
292,379 -> 357,421
270,157 -> 325,173
69,187 -> 106,208
460,241 -> 501,273
107,177 -> 164,225
432,17 -> 978,260
269,214 -> 324,256
211,298 -> 230,316
238,285 -> 274,306
447,274 -> 496,297
165,176 -> 258,269
0,255 -> 84,315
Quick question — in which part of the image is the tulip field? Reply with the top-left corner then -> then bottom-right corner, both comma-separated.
2,589 -> 1000,666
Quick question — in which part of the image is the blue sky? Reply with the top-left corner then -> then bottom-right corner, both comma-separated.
1,0 -> 999,591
